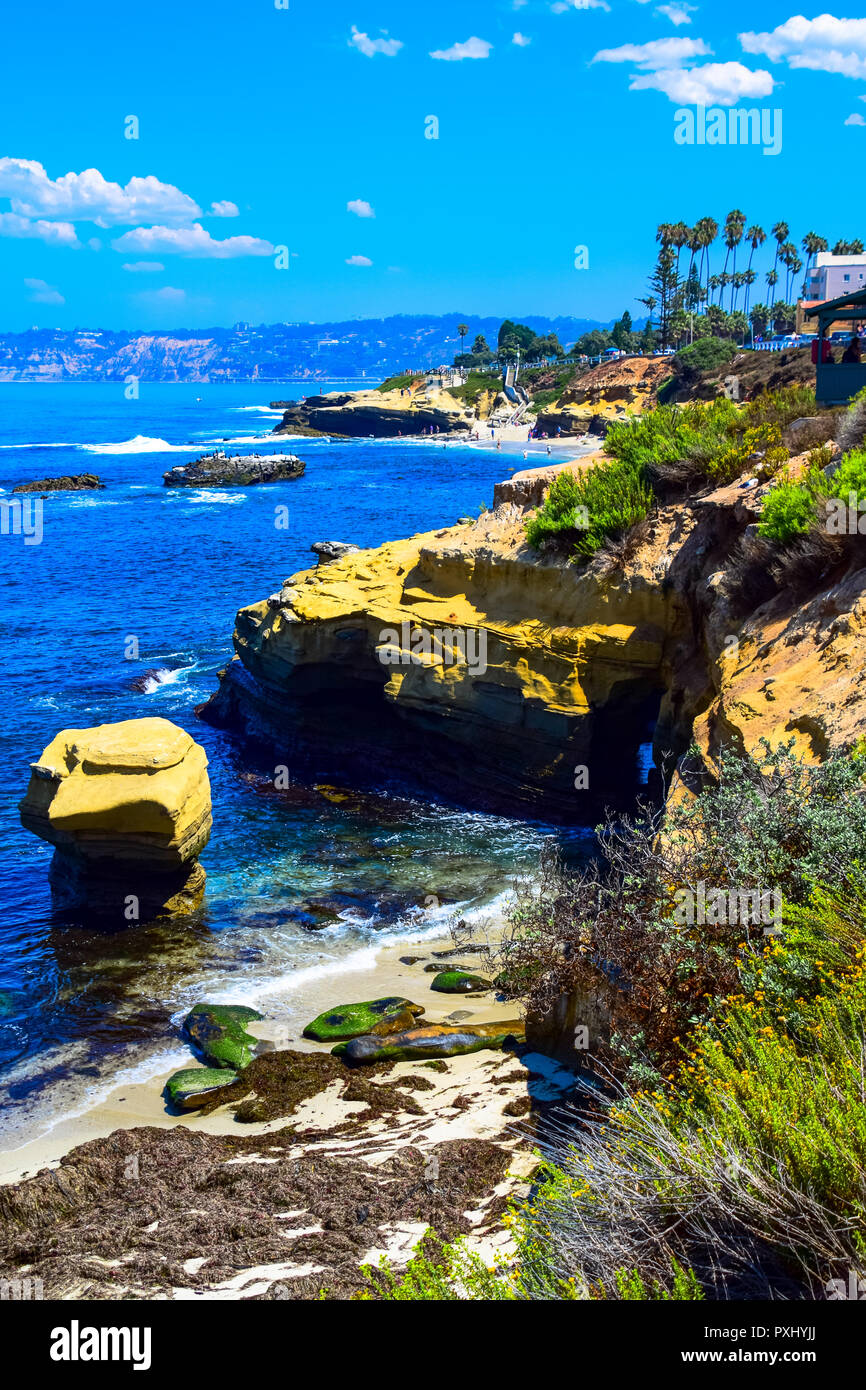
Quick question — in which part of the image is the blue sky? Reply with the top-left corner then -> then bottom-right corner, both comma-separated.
0,1 -> 864,330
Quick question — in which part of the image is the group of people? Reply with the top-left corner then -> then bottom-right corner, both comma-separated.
812,333 -> 863,365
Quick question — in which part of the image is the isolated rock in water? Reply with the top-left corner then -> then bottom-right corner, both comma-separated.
310,541 -> 360,566
183,1004 -> 263,1070
302,996 -> 424,1042
163,452 -> 305,487
19,717 -> 212,918
165,1066 -> 238,1110
12,473 -> 104,493
20,717 -> 212,870
430,970 -> 493,994
335,1024 -> 516,1065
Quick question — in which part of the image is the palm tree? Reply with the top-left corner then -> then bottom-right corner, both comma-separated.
722,209 -> 747,312
638,294 -> 658,332
457,323 -> 469,360
744,224 -> 766,314
671,220 -> 690,284
742,268 -> 758,319
779,243 -> 798,303
766,268 -> 779,307
694,216 -> 719,306
770,221 -> 789,302
802,231 -> 828,270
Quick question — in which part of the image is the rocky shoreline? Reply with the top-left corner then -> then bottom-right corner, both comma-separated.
0,924 -> 573,1299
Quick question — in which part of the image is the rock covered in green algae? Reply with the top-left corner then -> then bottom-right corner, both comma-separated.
302,996 -> 424,1042
165,1067 -> 238,1110
183,1003 -> 263,1070
334,1024 -> 517,1065
429,970 -> 493,994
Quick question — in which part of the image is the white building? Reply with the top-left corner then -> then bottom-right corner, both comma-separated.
804,253 -> 866,302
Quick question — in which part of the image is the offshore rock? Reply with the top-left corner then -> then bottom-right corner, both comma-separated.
20,717 -> 212,917
163,452 -> 305,487
12,474 -> 104,493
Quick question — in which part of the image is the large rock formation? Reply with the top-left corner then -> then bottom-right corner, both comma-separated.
163,452 -> 304,487
20,717 -> 212,916
203,444 -> 866,819
273,385 -> 475,438
12,474 -> 104,493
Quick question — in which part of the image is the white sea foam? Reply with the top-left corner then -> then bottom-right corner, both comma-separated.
170,489 -> 247,505
82,435 -> 201,454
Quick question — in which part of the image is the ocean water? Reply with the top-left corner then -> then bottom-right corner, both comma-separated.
0,381 -> 598,1146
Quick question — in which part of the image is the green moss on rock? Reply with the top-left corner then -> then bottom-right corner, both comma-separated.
183,1003 -> 263,1070
336,1025 -> 513,1065
165,1067 -> 238,1110
302,996 -> 423,1042
430,971 -> 492,994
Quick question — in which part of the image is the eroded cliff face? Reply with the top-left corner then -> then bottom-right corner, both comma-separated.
203,457 -> 866,817
274,385 -> 475,439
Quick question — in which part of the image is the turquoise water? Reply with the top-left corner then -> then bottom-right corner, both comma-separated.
0,382 -> 595,1143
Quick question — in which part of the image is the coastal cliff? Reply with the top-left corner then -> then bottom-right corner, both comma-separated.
272,384 -> 476,439
203,441 -> 866,816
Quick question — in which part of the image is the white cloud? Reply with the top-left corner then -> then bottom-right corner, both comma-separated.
87,237 -> 102,251
0,211 -> 79,245
349,25 -> 403,57
208,200 -> 239,217
345,254 -> 373,266
513,31 -> 532,46
430,36 -> 493,60
112,223 -> 274,258
24,277 -> 64,305
552,0 -> 611,12
122,260 -> 165,272
347,198 -> 375,218
0,157 -> 201,227
632,60 -> 774,104
740,15 -> 866,79
593,37 -> 711,67
845,111 -> 866,124
147,286 -> 186,302
656,3 -> 696,26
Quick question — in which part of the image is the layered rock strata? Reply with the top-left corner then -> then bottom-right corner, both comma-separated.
20,717 -> 212,916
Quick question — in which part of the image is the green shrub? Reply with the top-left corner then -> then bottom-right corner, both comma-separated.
830,446 -> 866,509
672,336 -> 737,380
497,744 -> 866,1299
758,459 -> 828,543
741,384 -> 818,430
525,456 -> 653,559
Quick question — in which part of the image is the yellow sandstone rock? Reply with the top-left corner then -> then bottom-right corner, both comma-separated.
20,717 -> 212,870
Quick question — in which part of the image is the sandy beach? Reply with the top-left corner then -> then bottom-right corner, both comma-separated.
0,915 -> 544,1188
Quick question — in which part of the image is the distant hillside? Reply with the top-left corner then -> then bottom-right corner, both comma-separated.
0,315 -> 607,383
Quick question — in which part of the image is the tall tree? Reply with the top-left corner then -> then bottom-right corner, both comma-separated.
722,209 -> 747,312
744,225 -> 766,316
770,220 -> 789,301
457,323 -> 469,359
